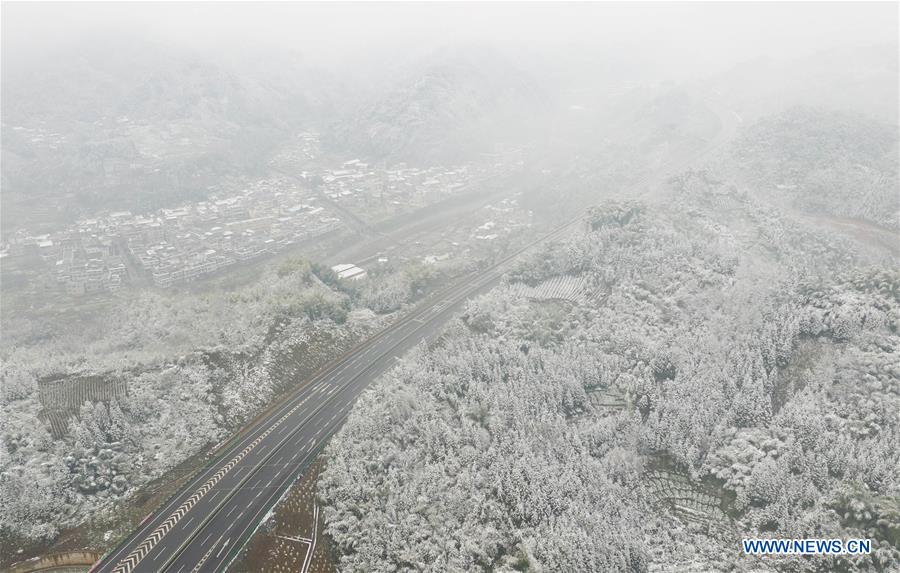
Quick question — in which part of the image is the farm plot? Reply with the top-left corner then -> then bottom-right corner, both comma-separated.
506,274 -> 590,305
37,375 -> 128,438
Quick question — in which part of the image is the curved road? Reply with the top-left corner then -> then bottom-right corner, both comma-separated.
91,219 -> 579,573
92,95 -> 739,573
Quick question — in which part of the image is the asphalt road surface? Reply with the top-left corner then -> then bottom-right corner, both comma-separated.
91,219 -> 578,573
93,99 -> 736,573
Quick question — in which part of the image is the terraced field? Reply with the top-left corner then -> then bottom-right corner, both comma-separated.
37,375 -> 128,437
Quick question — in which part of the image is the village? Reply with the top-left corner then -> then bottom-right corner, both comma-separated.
1,176 -> 340,294
0,143 -> 523,297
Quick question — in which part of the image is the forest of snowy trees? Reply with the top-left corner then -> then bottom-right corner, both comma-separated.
3,101 -> 897,570
2,3 -> 898,571
733,107 -> 899,229
321,151 -> 900,572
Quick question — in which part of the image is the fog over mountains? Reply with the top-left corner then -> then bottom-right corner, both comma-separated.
2,36 -> 338,232
326,46 -> 549,163
4,3 -> 896,234
1,3 -> 898,573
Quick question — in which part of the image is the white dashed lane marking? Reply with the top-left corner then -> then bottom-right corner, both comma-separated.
111,391 -> 316,573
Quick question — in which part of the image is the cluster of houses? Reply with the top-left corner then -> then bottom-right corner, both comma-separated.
2,176 -> 342,293
126,189 -> 303,286
127,177 -> 342,288
272,132 -> 526,218
1,138 -> 529,297
319,160 -> 471,213
2,225 -> 128,295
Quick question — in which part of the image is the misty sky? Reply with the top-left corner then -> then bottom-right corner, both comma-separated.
3,2 -> 898,79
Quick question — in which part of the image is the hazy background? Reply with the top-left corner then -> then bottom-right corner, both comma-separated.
3,2 -> 897,236
2,4 -> 900,570
2,1 -> 898,232
4,2 -> 898,76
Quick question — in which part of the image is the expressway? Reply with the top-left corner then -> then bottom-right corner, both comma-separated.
91,219 -> 579,573
93,96 -> 738,573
